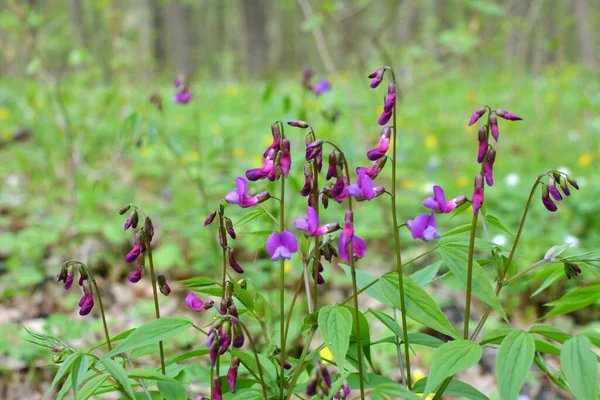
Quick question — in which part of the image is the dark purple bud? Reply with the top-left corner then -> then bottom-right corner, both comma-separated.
219,228 -> 228,248
564,262 -> 582,279
477,126 -> 488,163
228,304 -> 239,319
326,152 -> 337,180
119,205 -> 131,215
64,268 -> 74,290
541,185 -> 558,212
566,176 -> 579,190
266,164 -> 282,182
316,151 -> 323,173
228,249 -> 244,274
559,177 -> 571,196
288,120 -> 309,128
495,109 -> 522,121
472,174 -> 485,214
78,270 -> 88,286
219,322 -> 232,354
156,274 -> 171,296
233,323 -> 244,348
56,264 -> 68,285
547,176 -> 563,201
227,357 -> 240,392
209,341 -> 219,366
306,140 -> 324,161
204,211 -> 217,226
128,266 -> 143,283
468,106 -> 486,127
368,66 -> 385,88
343,381 -> 351,396
225,218 -> 236,239
144,217 -> 154,242
281,138 -> 291,178
212,376 -> 223,400
483,147 -> 496,186
320,191 -> 329,209
301,164 -> 313,197
490,113 -> 499,141
306,379 -> 317,396
124,211 -> 138,231
378,109 -> 393,126
125,243 -> 141,263
78,294 -> 94,316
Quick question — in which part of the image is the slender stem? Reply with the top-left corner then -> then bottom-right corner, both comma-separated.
284,328 -> 317,400
502,259 -> 548,286
388,69 -> 412,389
209,367 -> 214,400
284,272 -> 307,343
311,159 -> 321,311
221,247 -> 227,300
279,176 -> 287,399
464,211 -> 479,339
393,308 -> 406,385
145,235 -> 166,375
258,204 -> 280,227
90,278 -> 112,352
302,258 -> 314,313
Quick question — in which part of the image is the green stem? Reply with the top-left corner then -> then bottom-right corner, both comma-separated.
311,159 -> 321,311
90,278 -> 112,352
284,328 -> 317,400
279,176 -> 287,399
502,259 -> 548,286
464,211 -> 479,339
145,235 -> 166,375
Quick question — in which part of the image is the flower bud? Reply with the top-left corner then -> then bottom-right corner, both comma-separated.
125,243 -> 142,263
483,147 -> 496,186
64,267 -> 74,290
255,192 -> 271,204
468,106 -> 486,127
477,126 -> 488,163
547,176 -> 563,201
326,152 -> 337,180
564,262 -> 582,279
219,228 -> 228,248
472,174 -> 485,214
559,176 -> 571,196
124,211 -> 138,231
280,138 -> 291,177
212,376 -> 223,400
368,66 -> 385,88
301,164 -> 313,197
306,140 -> 324,161
78,269 -> 88,286
233,322 -> 244,348
156,274 -> 171,296
56,264 -> 68,285
541,184 -> 558,212
225,217 -> 236,239
128,266 -> 143,283
209,341 -> 219,366
204,211 -> 217,226
228,249 -> 244,274
566,176 -> 579,190
288,120 -> 309,128
219,322 -> 232,354
119,205 -> 131,215
490,113 -> 499,141
227,357 -> 240,392
495,109 -> 523,121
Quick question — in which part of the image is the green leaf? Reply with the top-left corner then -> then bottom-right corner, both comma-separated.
105,317 -> 192,358
438,245 -> 508,321
234,208 -> 265,227
561,336 -> 598,400
531,266 -> 563,297
410,261 -> 442,287
339,264 -> 389,305
47,352 -> 80,396
127,368 -> 179,382
90,328 -> 135,352
77,374 -> 109,400
178,277 -> 218,289
423,340 -> 482,396
343,305 -> 372,368
157,380 -> 188,400
100,358 -> 135,399
369,309 -> 403,338
233,389 -> 264,400
533,337 -> 561,356
412,378 -> 489,400
529,324 -> 570,344
484,214 -> 512,236
542,285 -> 600,319
380,275 -> 460,339
318,305 -> 353,371
231,350 -> 277,383
231,278 -> 255,311
71,354 -> 90,399
496,331 -> 535,400
166,348 -> 210,366
442,223 -> 473,237
373,382 -> 422,399
480,327 -> 514,345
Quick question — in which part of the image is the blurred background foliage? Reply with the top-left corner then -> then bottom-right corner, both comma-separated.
0,0 -> 599,397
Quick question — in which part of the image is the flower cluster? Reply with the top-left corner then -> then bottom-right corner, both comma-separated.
120,206 -> 159,285
56,262 -> 94,316
468,106 -> 522,213
246,123 -> 291,181
540,172 -> 579,212
302,68 -> 331,96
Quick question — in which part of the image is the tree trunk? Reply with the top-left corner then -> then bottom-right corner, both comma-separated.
149,0 -> 166,73
574,0 -> 597,71
168,0 -> 194,76
240,0 -> 269,78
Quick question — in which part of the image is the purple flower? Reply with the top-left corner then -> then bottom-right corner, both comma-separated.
378,110 -> 392,126
266,230 -> 298,261
423,185 -> 467,213
228,249 -> 244,273
125,231 -> 146,263
338,211 -> 366,262
128,266 -> 143,283
406,212 -> 440,242
212,377 -> 222,400
301,164 -> 313,197
185,293 -> 214,311
367,127 -> 391,160
547,176 -> 563,201
468,106 -> 486,127
64,268 -> 74,290
173,85 -> 192,104
368,66 -> 385,88
225,218 -> 236,239
477,126 -> 488,163
472,174 -> 485,214
280,138 -> 291,177
204,211 -> 217,226
356,157 -> 387,179
233,323 -> 244,348
313,79 -> 331,95
306,140 -> 324,161
225,177 -> 270,208
378,83 -> 396,125
541,184 -> 558,212
483,147 -> 496,186
490,113 -> 499,141
79,294 -> 94,316
313,262 -> 325,284
330,176 -> 349,202
246,149 -> 275,181
227,357 -> 240,392
294,207 -> 340,237
496,109 -> 523,121
326,152 -> 338,180
123,211 -> 139,231
346,173 -> 385,201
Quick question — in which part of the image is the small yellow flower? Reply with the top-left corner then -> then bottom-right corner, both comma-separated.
319,346 -> 333,364
140,146 -> 153,157
0,108 -> 9,121
456,176 -> 469,188
401,178 -> 414,189
233,147 -> 246,159
412,368 -> 426,382
284,262 -> 293,274
579,152 -> 593,167
467,205 -> 474,213
424,135 -> 438,149
225,85 -> 241,98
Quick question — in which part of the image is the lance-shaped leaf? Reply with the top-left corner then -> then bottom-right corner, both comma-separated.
496,330 -> 535,400
423,340 -> 482,396
318,305 -> 353,371
561,335 -> 598,400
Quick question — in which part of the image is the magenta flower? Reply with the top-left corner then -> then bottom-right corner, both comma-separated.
406,212 -> 440,242
213,377 -> 223,400
301,164 -> 313,197
125,232 -> 145,263
266,230 -> 298,261
483,148 -> 496,186
356,157 -> 387,179
306,140 -> 324,161
64,268 -> 74,290
338,211 -> 367,262
490,114 -> 499,141
367,127 -> 391,160
541,185 -> 558,212
246,149 -> 275,181
477,126 -> 488,163
330,176 -> 349,202
468,106 -> 486,127
263,123 -> 281,157
495,109 -> 523,121
185,293 -> 215,311
225,177 -> 270,208
173,85 -> 192,104
227,357 -> 240,392
294,206 -> 340,237
313,79 -> 331,95
280,138 -> 291,177
378,82 -> 396,125
79,294 -> 94,316
326,152 -> 338,180
547,176 -> 563,201
368,66 -> 385,88
472,174 -> 485,214
346,173 -> 384,201
228,249 -> 244,273
128,266 -> 143,283
423,185 -> 467,213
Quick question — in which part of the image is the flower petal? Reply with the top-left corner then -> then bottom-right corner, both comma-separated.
307,206 -> 319,233
280,230 -> 298,253
294,217 -> 309,232
266,232 -> 281,256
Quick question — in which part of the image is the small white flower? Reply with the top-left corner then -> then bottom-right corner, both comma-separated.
564,235 -> 580,248
492,234 -> 507,247
504,173 -> 520,187
422,181 -> 436,195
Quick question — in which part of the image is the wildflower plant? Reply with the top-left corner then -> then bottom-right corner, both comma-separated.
29,67 -> 600,400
